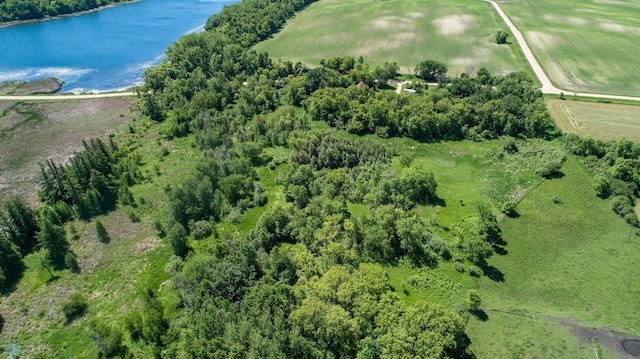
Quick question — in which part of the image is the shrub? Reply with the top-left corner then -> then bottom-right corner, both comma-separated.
453,262 -> 465,273
153,219 -> 165,237
503,139 -> 518,154
611,195 -> 640,227
495,30 -> 508,44
466,289 -> 482,310
189,220 -> 212,240
501,200 -> 517,217
428,238 -> 451,260
62,293 -> 87,321
467,266 -> 482,277
535,161 -> 563,178
593,174 -> 611,198
127,210 -> 141,223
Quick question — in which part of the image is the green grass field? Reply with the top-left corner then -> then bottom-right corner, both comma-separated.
499,0 -> 640,96
547,99 -> 640,141
468,156 -> 640,357
255,0 -> 522,76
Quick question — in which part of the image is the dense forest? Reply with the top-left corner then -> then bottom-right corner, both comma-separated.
2,0 -> 640,357
0,0 -> 131,22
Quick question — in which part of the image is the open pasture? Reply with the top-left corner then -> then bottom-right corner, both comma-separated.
547,99 -> 640,141
255,0 -> 521,76
499,0 -> 640,96
470,156 -> 640,357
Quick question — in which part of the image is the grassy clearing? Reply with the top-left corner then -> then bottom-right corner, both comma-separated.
547,99 -> 640,141
386,264 -> 478,311
255,0 -> 522,76
470,156 -> 640,356
499,0 -> 640,96
383,137 -> 556,228
466,311 -> 600,358
0,99 -> 134,204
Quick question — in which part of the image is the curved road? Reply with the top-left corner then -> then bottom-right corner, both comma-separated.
486,0 -> 640,102
0,91 -> 136,101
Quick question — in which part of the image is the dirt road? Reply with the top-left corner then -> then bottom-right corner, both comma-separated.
486,0 -> 640,102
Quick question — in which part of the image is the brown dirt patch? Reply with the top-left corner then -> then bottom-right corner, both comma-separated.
134,236 -> 161,255
570,325 -> 640,359
0,101 -> 12,113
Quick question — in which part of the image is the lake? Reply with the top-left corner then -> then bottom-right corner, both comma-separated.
0,0 -> 237,93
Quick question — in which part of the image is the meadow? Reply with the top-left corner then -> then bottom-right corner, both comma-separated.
499,0 -> 640,96
0,117 -> 200,357
547,99 -> 640,141
0,99 -> 134,204
255,0 -> 522,76
468,156 -> 640,358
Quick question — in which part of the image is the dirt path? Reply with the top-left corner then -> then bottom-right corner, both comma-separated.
486,0 -> 640,102
0,91 -> 136,101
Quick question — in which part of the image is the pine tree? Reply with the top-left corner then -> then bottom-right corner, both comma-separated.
38,218 -> 70,269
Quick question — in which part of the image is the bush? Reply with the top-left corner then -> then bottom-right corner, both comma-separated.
611,195 -> 640,227
453,262 -> 465,273
189,220 -> 212,240
127,210 -> 141,223
467,266 -> 482,277
535,161 -> 563,178
501,200 -> 517,217
593,174 -> 611,198
62,293 -> 87,321
428,238 -> 451,260
503,139 -> 518,154
466,289 -> 482,310
495,30 -> 508,44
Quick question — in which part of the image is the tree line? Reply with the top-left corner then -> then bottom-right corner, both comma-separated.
0,0 -> 131,22
566,135 -> 640,226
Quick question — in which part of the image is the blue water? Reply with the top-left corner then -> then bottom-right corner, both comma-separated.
0,0 -> 237,93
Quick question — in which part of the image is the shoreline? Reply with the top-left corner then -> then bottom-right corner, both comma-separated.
0,0 -> 139,28
0,78 -> 138,98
